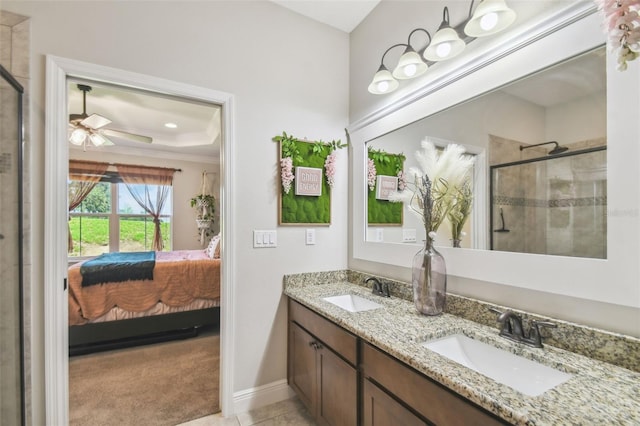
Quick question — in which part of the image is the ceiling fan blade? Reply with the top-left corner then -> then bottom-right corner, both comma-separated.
80,113 -> 112,129
101,128 -> 153,144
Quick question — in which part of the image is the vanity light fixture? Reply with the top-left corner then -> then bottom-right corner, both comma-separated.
464,0 -> 516,37
392,29 -> 431,80
368,43 -> 404,94
368,0 -> 516,95
423,7 -> 466,62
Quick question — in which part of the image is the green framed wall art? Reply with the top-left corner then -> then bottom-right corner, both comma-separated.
274,133 -> 345,225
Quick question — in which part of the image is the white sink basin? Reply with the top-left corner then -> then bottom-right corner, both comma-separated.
423,334 -> 572,397
323,294 -> 383,313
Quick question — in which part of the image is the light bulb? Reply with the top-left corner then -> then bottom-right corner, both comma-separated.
480,12 -> 498,30
403,64 -> 417,77
69,128 -> 87,145
369,64 -> 399,94
376,81 -> 390,93
436,42 -> 452,58
89,133 -> 107,146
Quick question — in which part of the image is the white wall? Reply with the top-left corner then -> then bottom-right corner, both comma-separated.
2,1 -> 349,423
69,149 -> 218,250
546,91 -> 607,142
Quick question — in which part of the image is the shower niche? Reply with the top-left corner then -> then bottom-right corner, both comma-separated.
490,139 -> 606,259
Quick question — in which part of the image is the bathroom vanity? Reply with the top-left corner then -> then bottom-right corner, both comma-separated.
284,271 -> 640,425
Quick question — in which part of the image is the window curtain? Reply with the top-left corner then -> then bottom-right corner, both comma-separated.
68,160 -> 110,252
116,164 -> 175,251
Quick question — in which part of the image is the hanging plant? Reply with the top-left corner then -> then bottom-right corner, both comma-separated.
191,171 -> 216,244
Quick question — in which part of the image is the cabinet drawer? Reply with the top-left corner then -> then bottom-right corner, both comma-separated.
361,342 -> 507,426
289,299 -> 357,366
363,379 -> 427,426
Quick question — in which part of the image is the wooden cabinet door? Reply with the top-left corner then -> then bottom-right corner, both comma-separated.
363,379 -> 427,426
289,322 -> 318,415
317,344 -> 358,426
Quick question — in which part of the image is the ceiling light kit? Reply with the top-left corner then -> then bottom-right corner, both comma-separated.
368,0 -> 516,95
68,84 -> 153,149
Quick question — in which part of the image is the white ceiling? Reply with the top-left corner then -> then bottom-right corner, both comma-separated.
270,0 -> 380,33
67,80 -> 221,162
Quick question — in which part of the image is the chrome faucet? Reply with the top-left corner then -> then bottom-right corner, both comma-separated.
489,308 -> 556,348
366,277 -> 390,298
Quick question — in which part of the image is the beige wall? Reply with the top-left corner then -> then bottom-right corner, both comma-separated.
2,1 -> 350,424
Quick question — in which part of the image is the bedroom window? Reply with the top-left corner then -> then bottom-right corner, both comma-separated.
68,182 -> 173,257
117,183 -> 172,252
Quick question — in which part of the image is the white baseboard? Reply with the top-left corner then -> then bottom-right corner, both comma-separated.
232,379 -> 296,415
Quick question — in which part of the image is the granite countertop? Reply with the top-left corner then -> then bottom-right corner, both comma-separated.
284,280 -> 640,426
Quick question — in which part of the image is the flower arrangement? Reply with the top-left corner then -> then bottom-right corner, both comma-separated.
324,151 -> 337,188
367,158 -> 377,191
595,0 -> 640,70
397,170 -> 406,191
389,139 -> 475,236
280,157 -> 294,194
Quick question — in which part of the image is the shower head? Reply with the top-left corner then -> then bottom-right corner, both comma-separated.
519,141 -> 569,156
548,144 -> 569,155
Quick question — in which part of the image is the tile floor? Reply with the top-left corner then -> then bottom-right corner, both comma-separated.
178,397 -> 316,426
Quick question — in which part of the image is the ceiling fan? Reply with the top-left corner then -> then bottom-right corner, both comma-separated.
68,84 -> 153,148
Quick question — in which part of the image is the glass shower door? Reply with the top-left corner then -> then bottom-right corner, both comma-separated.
0,64 -> 25,425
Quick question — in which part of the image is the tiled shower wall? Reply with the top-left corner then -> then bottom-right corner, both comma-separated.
490,135 -> 607,259
0,9 -> 31,425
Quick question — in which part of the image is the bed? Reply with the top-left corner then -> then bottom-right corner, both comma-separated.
68,249 -> 221,354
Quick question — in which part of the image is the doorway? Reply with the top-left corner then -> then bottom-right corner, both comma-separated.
44,56 -> 236,425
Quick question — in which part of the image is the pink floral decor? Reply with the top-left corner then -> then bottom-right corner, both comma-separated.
280,156 -> 294,194
367,158 -> 377,191
595,0 -> 640,70
397,170 -> 406,191
324,151 -> 337,188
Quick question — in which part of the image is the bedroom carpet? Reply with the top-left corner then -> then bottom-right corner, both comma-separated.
69,331 -> 219,426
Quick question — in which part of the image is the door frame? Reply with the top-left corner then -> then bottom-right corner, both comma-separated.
44,55 -> 236,424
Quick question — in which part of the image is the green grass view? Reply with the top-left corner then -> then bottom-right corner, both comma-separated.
69,216 -> 170,256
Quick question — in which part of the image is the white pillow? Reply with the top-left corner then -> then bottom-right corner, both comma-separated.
205,236 -> 219,259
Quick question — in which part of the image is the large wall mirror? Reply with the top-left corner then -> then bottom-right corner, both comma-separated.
365,47 -> 606,259
350,6 -> 640,310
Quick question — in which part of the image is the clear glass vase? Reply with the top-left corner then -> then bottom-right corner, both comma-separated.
412,237 -> 447,315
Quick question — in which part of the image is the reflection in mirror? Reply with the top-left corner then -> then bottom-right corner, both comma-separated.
365,46 -> 606,259
491,146 -> 606,258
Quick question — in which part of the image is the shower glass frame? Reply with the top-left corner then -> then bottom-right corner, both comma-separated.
489,145 -> 607,256
0,63 -> 25,425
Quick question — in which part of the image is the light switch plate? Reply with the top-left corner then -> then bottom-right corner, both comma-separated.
306,229 -> 316,245
253,230 -> 277,248
402,228 -> 417,243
